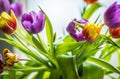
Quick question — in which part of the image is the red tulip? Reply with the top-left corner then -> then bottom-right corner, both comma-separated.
84,0 -> 98,4
0,10 -> 17,34
82,22 -> 102,42
109,27 -> 120,38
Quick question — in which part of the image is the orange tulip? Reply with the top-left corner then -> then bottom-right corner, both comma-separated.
82,22 -> 102,42
84,0 -> 98,4
109,27 -> 120,38
0,10 -> 17,34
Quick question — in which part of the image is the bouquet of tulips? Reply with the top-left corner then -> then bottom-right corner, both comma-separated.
0,0 -> 120,79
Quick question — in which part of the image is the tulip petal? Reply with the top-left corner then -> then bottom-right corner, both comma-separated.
104,2 -> 120,28
22,21 -> 32,31
11,2 -> 23,17
21,11 -> 45,34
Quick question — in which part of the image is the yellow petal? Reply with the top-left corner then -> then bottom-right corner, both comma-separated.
1,11 -> 12,20
0,16 -> 7,28
10,10 -> 16,19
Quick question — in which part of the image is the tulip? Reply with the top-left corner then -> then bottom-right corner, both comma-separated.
3,48 -> 18,67
21,11 -> 45,34
11,2 -> 23,17
104,2 -> 120,28
0,55 -> 3,74
84,0 -> 98,4
0,0 -> 10,14
0,10 -> 17,34
66,18 -> 88,41
109,27 -> 120,38
82,22 -> 102,42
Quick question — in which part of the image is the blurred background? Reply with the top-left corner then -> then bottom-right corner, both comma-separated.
0,0 -> 119,78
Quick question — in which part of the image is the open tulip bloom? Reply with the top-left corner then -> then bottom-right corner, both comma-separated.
0,0 -> 120,79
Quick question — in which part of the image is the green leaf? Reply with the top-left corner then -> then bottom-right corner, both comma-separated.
63,35 -> 76,43
55,42 -> 83,56
9,69 -> 16,79
32,35 -> 47,53
57,55 -> 78,79
80,62 -> 104,79
0,37 -> 48,66
118,52 -> 120,66
40,8 -> 54,55
82,3 -> 103,19
101,35 -> 120,48
87,57 -> 120,74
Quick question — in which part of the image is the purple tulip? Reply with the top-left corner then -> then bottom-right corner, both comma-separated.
104,2 -> 120,28
11,2 -> 23,17
66,18 -> 88,41
21,11 -> 45,34
0,54 -> 3,74
0,0 -> 10,14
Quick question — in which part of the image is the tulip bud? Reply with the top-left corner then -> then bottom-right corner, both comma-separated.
109,27 -> 120,38
0,0 -> 10,14
3,48 -> 18,67
104,2 -> 120,28
11,2 -> 23,17
21,11 -> 45,34
0,10 -> 17,34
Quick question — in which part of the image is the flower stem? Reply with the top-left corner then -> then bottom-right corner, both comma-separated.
36,34 -> 48,53
72,21 -> 84,28
9,68 -> 16,79
13,33 -> 49,66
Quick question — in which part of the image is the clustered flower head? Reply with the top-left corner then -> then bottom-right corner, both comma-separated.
0,48 -> 18,74
104,2 -> 120,38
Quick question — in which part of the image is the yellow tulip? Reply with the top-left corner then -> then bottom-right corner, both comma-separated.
82,22 -> 102,42
0,10 -> 17,34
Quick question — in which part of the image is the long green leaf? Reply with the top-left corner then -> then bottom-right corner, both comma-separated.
57,55 -> 78,79
40,7 -> 54,55
118,52 -> 120,66
0,37 -> 49,66
9,69 -> 16,79
101,35 -> 120,48
87,57 -> 120,74
80,62 -> 104,79
82,3 -> 102,19
55,42 -> 83,56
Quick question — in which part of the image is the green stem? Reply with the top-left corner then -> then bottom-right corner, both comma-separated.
9,68 -> 16,79
13,33 -> 33,54
13,67 -> 48,72
49,69 -> 60,79
13,33 -> 49,66
14,33 -> 59,69
36,34 -> 48,53
36,34 -> 59,69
